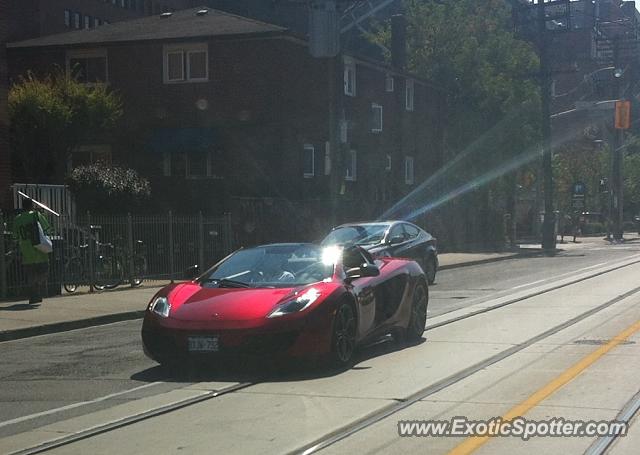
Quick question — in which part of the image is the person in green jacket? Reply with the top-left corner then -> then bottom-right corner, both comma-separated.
12,198 -> 52,304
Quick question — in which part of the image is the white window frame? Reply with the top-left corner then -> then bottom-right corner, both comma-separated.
186,150 -> 213,179
186,49 -> 208,80
372,103 -> 383,133
165,51 -> 184,82
406,79 -> 415,111
385,74 -> 394,92
404,156 -> 414,185
84,15 -> 91,29
344,57 -> 356,97
73,12 -> 81,29
385,154 -> 392,172
163,43 -> 209,84
345,149 -> 357,181
66,49 -> 109,84
303,144 -> 315,178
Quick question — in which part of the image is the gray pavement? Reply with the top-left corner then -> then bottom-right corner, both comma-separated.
2,234 -> 640,455
0,234 -> 613,342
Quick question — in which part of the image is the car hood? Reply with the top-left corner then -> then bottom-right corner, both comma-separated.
166,282 -> 301,322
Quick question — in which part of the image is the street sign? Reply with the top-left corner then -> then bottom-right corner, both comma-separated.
615,100 -> 631,129
571,181 -> 586,210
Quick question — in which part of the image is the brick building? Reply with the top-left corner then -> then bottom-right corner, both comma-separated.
8,7 -> 444,242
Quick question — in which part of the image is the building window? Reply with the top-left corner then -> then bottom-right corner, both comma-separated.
385,74 -> 394,92
371,103 -> 383,133
163,43 -> 208,83
73,12 -> 81,29
344,57 -> 356,96
64,10 -> 71,27
94,17 -> 101,27
68,145 -> 112,172
84,15 -> 91,29
120,0 -> 126,7
345,150 -> 357,181
406,79 -> 415,111
404,156 -> 414,185
67,49 -> 108,83
385,154 -> 392,171
303,144 -> 315,178
186,151 -> 212,179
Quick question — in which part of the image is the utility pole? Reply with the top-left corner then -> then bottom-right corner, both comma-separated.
538,0 -> 556,251
611,37 -> 624,241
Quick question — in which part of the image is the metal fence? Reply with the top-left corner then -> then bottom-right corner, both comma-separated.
0,211 -> 234,299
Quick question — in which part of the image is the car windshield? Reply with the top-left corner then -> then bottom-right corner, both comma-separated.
199,244 -> 335,288
321,224 -> 390,246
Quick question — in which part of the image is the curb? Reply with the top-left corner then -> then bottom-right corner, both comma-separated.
438,248 -> 546,271
0,249 -> 551,343
0,310 -> 145,342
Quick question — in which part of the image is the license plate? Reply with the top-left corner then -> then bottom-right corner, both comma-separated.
188,336 -> 219,352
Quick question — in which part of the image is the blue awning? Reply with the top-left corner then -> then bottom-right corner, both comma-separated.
148,128 -> 216,154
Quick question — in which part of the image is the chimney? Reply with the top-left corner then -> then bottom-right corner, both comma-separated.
391,14 -> 407,70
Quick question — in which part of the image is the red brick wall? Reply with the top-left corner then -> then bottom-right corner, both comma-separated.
7,37 -> 443,220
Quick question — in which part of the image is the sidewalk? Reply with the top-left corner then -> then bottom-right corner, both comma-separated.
0,234 -> 625,342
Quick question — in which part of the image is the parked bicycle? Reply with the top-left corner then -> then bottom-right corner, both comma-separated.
63,240 -> 122,293
112,236 -> 147,288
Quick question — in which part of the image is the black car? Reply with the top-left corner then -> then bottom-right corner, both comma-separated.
321,221 -> 439,284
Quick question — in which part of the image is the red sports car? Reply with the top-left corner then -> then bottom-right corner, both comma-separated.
141,243 -> 428,368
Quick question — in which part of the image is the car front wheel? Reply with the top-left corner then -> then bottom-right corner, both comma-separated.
406,282 -> 428,342
329,303 -> 357,369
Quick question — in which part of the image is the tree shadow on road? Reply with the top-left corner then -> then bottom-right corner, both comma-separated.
130,335 -> 427,384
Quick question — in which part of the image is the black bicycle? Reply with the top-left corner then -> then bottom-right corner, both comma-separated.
63,241 -> 123,293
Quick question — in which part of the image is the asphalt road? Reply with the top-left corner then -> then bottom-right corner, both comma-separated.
3,240 -> 640,454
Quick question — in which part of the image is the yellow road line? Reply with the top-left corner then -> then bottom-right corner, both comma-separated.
448,318 -> 640,455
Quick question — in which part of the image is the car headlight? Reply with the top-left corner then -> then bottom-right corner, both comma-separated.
149,296 -> 171,318
268,288 -> 321,318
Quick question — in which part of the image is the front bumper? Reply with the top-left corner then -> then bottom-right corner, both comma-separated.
141,310 -> 332,363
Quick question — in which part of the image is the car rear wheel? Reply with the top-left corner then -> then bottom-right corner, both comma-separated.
406,282 -> 428,342
329,303 -> 357,369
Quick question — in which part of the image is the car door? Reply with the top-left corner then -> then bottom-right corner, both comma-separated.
400,223 -> 422,262
342,247 -> 386,339
386,223 -> 409,257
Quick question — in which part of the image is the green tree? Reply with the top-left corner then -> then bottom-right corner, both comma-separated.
370,0 -> 541,245
8,69 -> 122,183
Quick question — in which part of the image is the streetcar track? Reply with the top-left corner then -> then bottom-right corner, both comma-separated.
292,284 -> 640,455
7,382 -> 254,455
585,388 -> 640,455
8,256 -> 640,454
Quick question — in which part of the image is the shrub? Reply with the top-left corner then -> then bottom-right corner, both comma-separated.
67,163 -> 151,213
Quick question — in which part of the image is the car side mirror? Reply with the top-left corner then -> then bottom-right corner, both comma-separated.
345,263 -> 380,281
184,264 -> 199,280
388,235 -> 404,245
